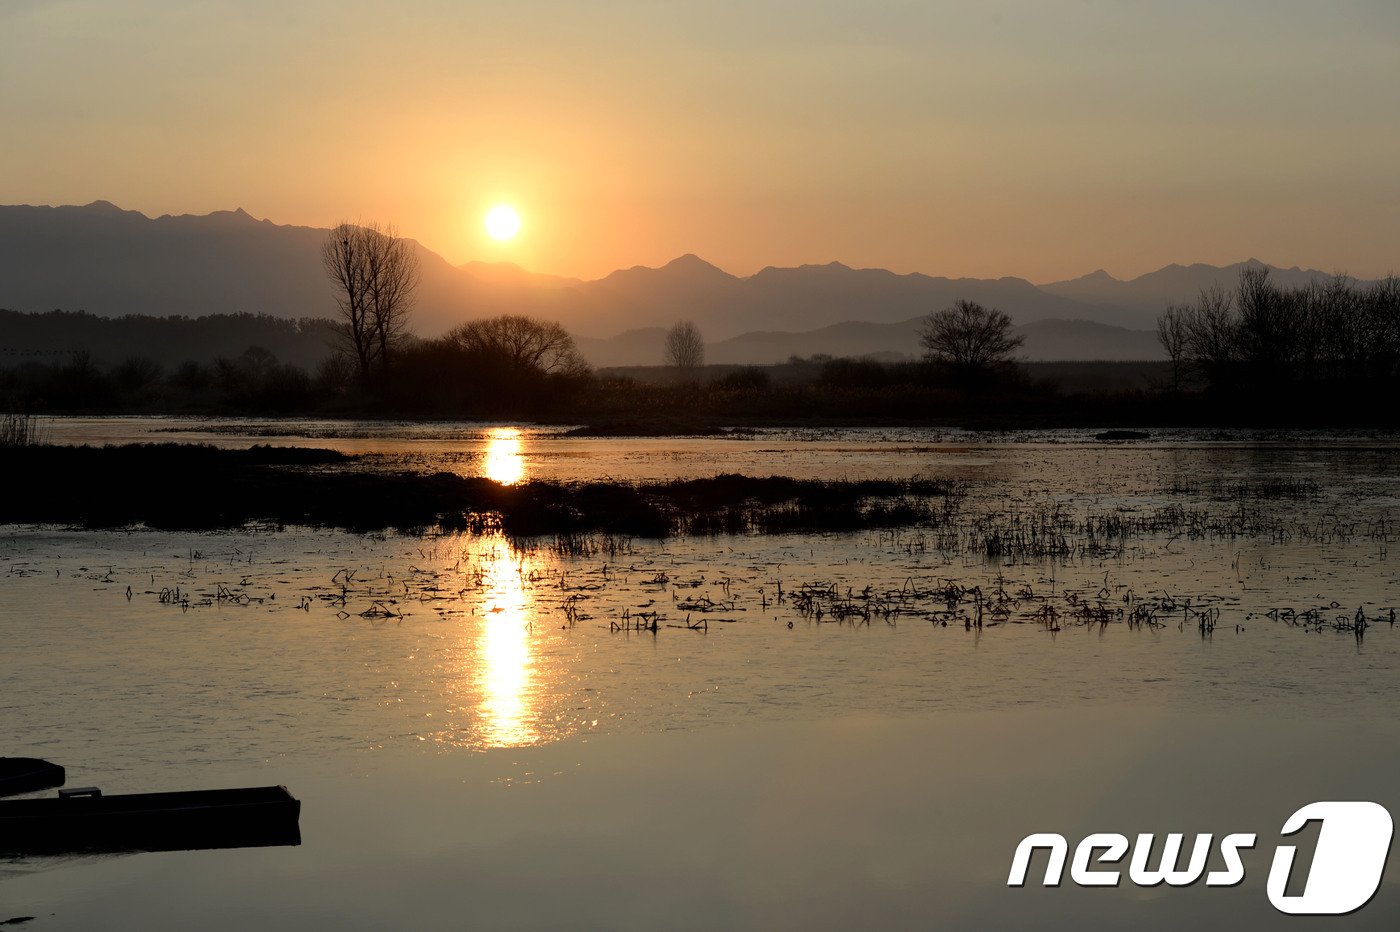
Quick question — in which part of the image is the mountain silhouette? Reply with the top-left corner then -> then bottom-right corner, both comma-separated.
0,202 -> 1363,361
1042,259 -> 1350,316
0,201 -> 482,334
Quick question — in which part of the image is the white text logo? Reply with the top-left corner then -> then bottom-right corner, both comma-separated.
1007,801 -> 1393,915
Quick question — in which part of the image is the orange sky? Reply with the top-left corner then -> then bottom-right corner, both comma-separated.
2,1 -> 1397,282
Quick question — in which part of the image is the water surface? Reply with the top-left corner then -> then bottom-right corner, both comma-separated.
3,417 -> 1397,928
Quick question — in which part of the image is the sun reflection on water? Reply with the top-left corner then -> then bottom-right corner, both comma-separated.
483,427 -> 525,485
475,539 -> 538,747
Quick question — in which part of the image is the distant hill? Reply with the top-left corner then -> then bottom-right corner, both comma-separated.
0,309 -> 1160,371
457,261 -> 581,289
576,317 -> 1162,366
0,200 -> 1357,360
572,328 -> 669,368
1013,319 -> 1163,361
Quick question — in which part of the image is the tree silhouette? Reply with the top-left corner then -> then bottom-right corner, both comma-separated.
1155,268 -> 1400,399
1156,305 -> 1189,391
321,221 -> 418,382
664,320 -> 705,372
918,300 -> 1023,372
321,223 -> 373,380
445,316 -> 591,378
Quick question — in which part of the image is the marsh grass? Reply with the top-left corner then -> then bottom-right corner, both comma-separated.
0,411 -> 47,447
1170,477 -> 1323,501
65,508 -> 1392,650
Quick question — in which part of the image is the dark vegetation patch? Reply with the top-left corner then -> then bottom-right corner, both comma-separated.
1163,477 -> 1324,502
556,420 -> 747,438
0,444 -> 956,536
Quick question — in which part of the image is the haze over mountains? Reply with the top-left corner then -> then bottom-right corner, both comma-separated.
0,202 -> 1367,365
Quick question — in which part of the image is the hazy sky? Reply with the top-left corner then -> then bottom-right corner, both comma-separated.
2,0 -> 1397,281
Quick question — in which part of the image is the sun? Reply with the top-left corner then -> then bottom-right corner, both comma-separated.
484,205 -> 521,241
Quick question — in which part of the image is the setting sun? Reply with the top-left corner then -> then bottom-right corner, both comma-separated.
484,205 -> 521,242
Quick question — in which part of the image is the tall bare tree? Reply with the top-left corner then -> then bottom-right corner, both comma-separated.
664,320 -> 705,371
918,300 -> 1023,371
1156,304 -> 1189,391
321,221 -> 419,382
1181,283 -> 1237,386
363,223 -> 419,376
322,222 -> 374,381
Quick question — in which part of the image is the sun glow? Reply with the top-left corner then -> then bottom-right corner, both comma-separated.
484,204 -> 521,241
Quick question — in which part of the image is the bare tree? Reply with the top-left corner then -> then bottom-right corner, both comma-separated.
1181,283 -> 1238,387
1234,265 -> 1291,374
445,315 -> 591,377
363,222 -> 419,376
321,221 -> 419,382
918,300 -> 1023,370
1159,269 -> 1400,397
1156,305 -> 1189,391
322,222 -> 374,381
664,320 -> 705,371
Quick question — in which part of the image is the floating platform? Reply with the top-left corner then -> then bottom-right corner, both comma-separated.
0,785 -> 301,855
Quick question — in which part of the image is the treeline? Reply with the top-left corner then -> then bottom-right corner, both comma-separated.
569,363 -> 1186,429
7,268 -> 1400,426
0,309 -> 344,413
0,309 -> 337,369
0,314 -> 600,417
341,318 -> 1042,422
0,336 -> 1155,425
0,345 -> 346,413
1157,269 -> 1400,404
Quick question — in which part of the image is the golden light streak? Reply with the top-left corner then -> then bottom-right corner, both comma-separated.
476,539 -> 537,747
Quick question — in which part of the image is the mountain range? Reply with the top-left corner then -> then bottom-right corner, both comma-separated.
0,201 -> 1364,365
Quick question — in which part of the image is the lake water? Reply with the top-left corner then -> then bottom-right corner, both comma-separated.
2,417 -> 1398,928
